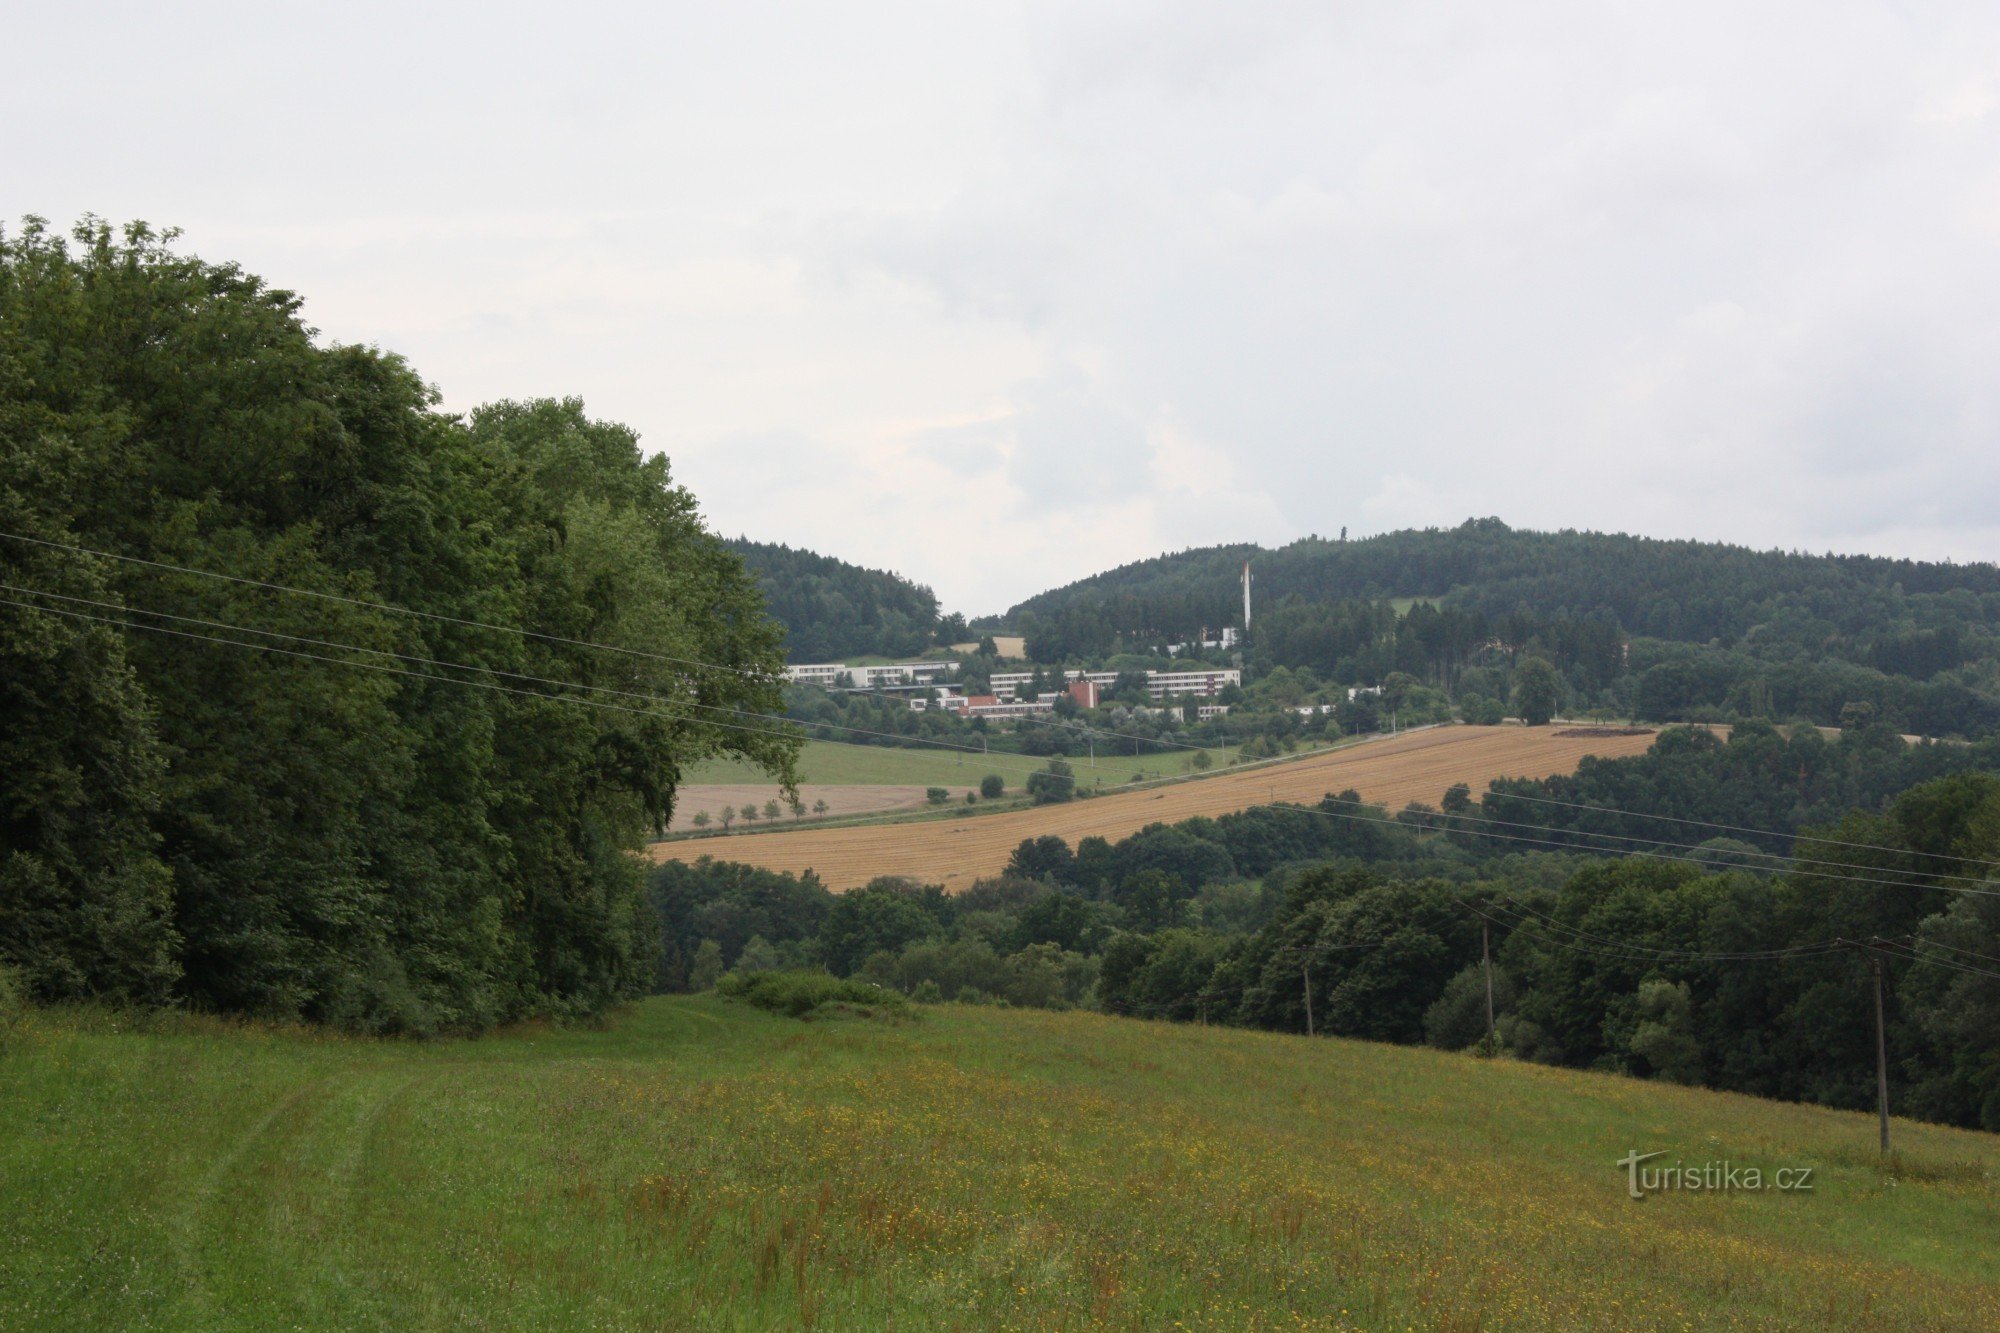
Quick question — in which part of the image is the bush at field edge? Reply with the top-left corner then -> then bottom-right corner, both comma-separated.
715,969 -> 908,1019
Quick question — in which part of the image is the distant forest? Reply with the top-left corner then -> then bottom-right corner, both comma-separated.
1004,519 -> 2000,739
728,538 -> 942,661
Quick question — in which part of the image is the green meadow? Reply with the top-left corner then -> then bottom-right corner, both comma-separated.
4,997 -> 1997,1329
682,737 -> 1239,789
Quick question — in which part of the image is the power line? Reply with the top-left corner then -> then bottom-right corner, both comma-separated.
1484,782 -> 2000,876
1313,786 -> 1991,892
0,592 -> 1120,792
8,535 -> 1998,878
13,582 -> 1994,1011
0,528 -> 780,683
1476,894 -> 1848,962
0,580 -> 1082,782
1286,791 -> 2000,902
15,581 -> 1999,900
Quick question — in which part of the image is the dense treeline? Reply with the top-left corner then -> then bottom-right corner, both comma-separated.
1005,518 -> 2000,737
1012,518 -> 2000,647
656,726 -> 2000,1131
728,538 -> 941,661
0,219 -> 794,1031
1481,721 -> 2000,860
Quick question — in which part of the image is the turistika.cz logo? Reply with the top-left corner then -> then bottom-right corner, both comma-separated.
1617,1150 -> 1816,1200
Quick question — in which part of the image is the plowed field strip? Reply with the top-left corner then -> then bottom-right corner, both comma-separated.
650,724 -> 1658,891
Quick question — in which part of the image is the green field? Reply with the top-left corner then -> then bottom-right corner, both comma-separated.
5,997 -> 1997,1329
684,737 -> 1240,788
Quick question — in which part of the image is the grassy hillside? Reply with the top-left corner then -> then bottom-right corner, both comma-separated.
682,737 -> 1239,788
6,998 -> 1996,1329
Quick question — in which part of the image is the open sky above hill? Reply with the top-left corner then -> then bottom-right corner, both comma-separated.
11,2 -> 2000,612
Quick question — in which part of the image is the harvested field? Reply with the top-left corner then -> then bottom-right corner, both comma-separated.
652,723 -> 1662,891
667,783 -> 972,831
950,635 -> 1026,658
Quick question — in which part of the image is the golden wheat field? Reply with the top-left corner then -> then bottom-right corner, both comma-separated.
652,724 -> 1661,891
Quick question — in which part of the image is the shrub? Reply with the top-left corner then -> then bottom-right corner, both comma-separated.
1026,759 -> 1075,805
715,969 -> 906,1019
980,774 -> 1005,799
926,787 -> 950,805
0,966 -> 25,1055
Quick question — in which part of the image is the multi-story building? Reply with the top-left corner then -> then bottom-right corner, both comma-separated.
1146,669 -> 1240,700
783,660 -> 959,689
989,668 -> 1119,701
962,695 -> 1054,720
783,662 -> 848,687
988,667 -> 1238,703
796,660 -> 1237,711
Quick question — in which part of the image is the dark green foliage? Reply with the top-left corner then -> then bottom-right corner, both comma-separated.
727,538 -> 938,660
0,219 -> 795,1030
1481,722 -> 2000,861
1007,836 -> 1077,884
1512,657 -> 1561,726
648,858 -> 831,987
1010,891 -> 1114,955
1026,758 -> 1075,805
980,774 -> 1005,799
818,879 -> 950,975
714,968 -> 905,1018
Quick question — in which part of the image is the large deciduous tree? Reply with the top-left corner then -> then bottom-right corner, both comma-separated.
0,218 -> 795,1029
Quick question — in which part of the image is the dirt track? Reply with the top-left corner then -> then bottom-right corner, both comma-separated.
651,724 -> 1659,892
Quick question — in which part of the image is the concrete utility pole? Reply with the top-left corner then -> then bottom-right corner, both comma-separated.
1482,919 -> 1496,1053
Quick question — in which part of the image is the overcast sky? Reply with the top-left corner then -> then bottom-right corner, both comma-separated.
9,2 -> 2000,613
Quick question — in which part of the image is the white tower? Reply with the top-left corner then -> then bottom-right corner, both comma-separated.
1241,561 -> 1252,630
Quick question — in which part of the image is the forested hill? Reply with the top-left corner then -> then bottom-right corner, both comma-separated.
1002,519 -> 2000,737
729,538 -> 941,661
1010,519 -> 2000,646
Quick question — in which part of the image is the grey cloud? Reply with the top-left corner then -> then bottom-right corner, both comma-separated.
13,1 -> 2000,608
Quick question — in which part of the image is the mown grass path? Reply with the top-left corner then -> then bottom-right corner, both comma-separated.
3,998 -> 1996,1328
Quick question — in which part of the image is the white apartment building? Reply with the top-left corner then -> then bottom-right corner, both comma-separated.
783,662 -> 847,687
1146,669 -> 1240,700
783,660 -> 960,689
965,697 -> 1054,720
989,668 -> 1118,701
987,667 -> 1239,702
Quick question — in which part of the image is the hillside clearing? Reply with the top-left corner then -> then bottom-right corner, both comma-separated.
5,998 -> 1994,1329
654,724 -> 1660,891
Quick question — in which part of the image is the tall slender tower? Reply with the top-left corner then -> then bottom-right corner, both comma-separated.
1242,561 -> 1252,631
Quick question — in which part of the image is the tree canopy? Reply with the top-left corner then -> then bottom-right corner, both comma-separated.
0,217 -> 795,1031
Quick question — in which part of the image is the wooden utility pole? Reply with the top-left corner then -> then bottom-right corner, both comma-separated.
1871,952 -> 1891,1156
1302,961 -> 1315,1038
1834,936 -> 1902,1155
1482,919 -> 1496,1053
